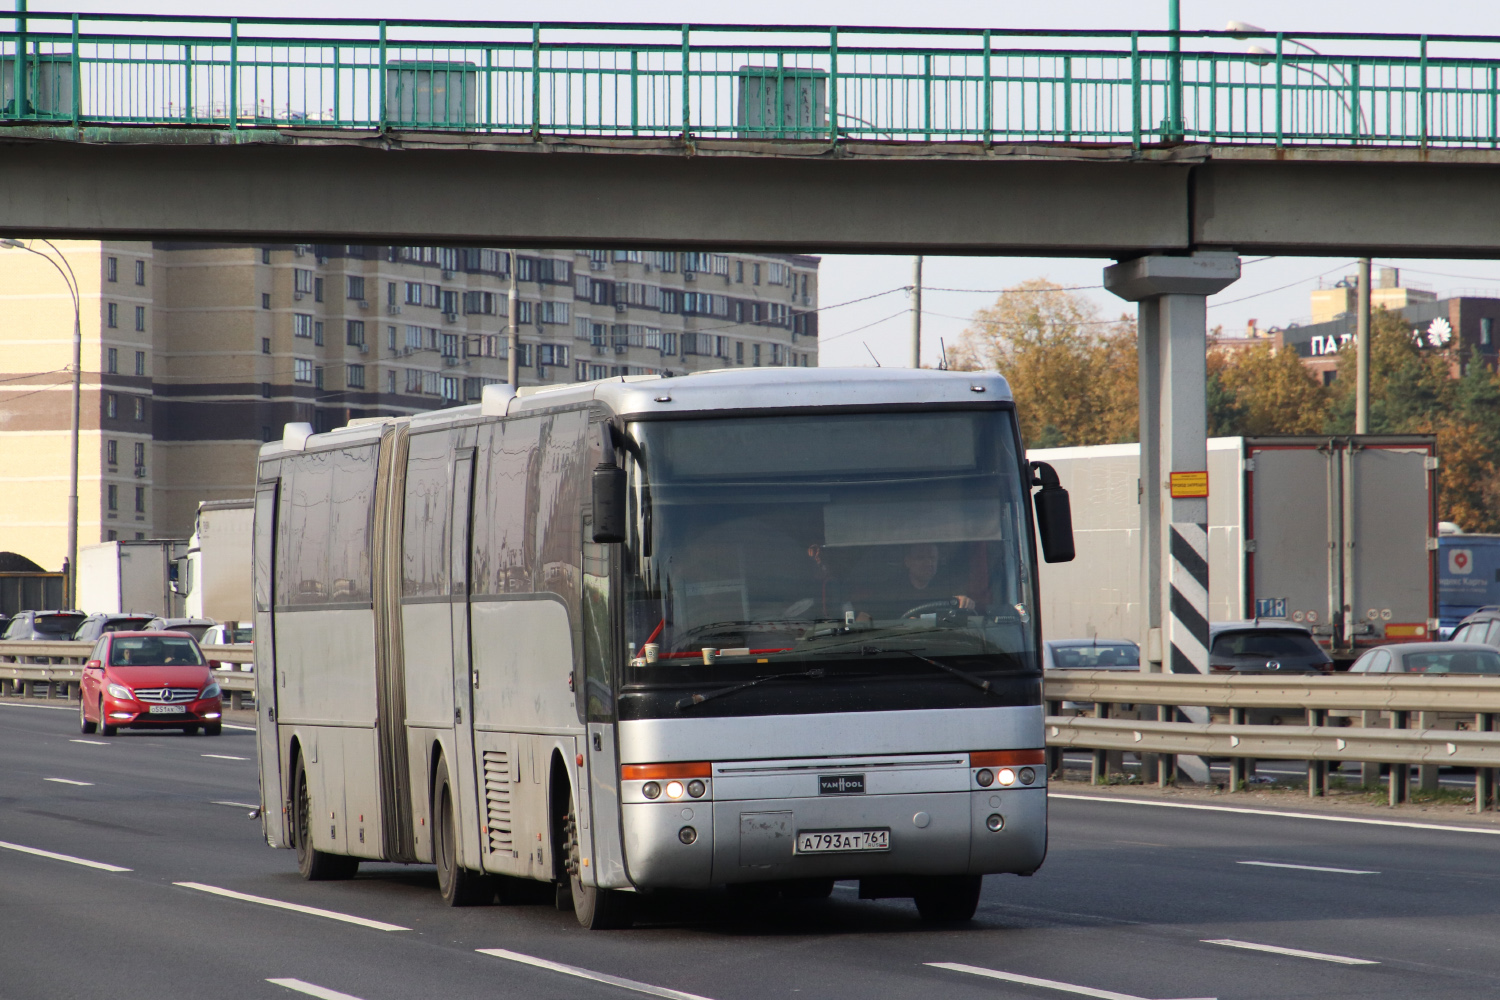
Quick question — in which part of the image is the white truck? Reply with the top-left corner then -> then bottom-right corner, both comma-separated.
176,498 -> 254,623
76,539 -> 186,617
1031,435 -> 1438,666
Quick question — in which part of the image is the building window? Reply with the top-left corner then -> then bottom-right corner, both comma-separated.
405,281 -> 422,305
262,248 -> 272,264
107,302 -> 118,328
106,393 -> 117,419
133,396 -> 144,421
294,269 -> 313,295
106,257 -> 117,282
262,426 -> 274,442
346,320 -> 366,347
387,325 -> 397,351
736,341 -> 744,364
347,275 -> 366,301
1484,317 -> 1495,348
134,486 -> 145,513
261,382 -> 271,398
387,370 -> 396,393
753,343 -> 762,366
387,282 -> 398,309
442,376 -> 460,401
262,337 -> 271,354
314,321 -> 324,346
105,439 -> 117,465
134,532 -> 145,540
294,359 -> 313,383
135,305 -> 146,331
133,442 -> 145,469
315,366 -> 325,390
262,293 -> 271,310
134,259 -> 145,286
347,364 -> 366,389
107,485 -> 118,511
538,344 -> 570,366
134,350 -> 145,376
752,263 -> 761,285
314,277 -> 324,302
442,290 -> 459,316
106,347 -> 118,374
735,261 -> 744,283
106,529 -> 117,541
294,313 -> 313,338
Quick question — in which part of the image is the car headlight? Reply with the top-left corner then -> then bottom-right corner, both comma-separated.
200,681 -> 221,699
107,682 -> 132,700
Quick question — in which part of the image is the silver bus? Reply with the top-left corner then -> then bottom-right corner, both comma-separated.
252,367 -> 1074,928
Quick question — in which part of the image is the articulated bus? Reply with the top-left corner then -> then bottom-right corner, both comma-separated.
253,367 -> 1074,928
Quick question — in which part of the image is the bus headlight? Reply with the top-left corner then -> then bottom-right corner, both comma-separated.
997,768 -> 1016,786
1019,767 -> 1036,785
975,768 -> 994,787
665,780 -> 685,800
642,781 -> 662,799
686,779 -> 706,798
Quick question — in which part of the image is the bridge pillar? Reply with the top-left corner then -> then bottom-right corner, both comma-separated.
1105,252 -> 1240,785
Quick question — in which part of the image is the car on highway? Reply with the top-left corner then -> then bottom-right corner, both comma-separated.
72,612 -> 157,643
1043,638 -> 1141,671
199,621 -> 252,646
1450,607 -> 1500,649
79,631 -> 224,736
1209,621 -> 1334,674
2,610 -> 88,663
1349,641 -> 1500,674
139,616 -> 215,641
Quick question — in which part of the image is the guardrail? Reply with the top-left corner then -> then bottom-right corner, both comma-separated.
0,640 -> 255,708
1046,671 -> 1500,813
4,15 -> 1500,148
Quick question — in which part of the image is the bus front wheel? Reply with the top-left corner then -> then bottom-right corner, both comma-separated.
564,794 -> 633,929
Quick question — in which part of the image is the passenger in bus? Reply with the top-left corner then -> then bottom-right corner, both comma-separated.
854,543 -> 975,622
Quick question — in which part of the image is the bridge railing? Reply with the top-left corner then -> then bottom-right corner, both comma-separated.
0,640 -> 255,706
3,16 -> 1500,148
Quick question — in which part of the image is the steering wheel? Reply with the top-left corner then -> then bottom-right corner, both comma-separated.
901,599 -> 960,619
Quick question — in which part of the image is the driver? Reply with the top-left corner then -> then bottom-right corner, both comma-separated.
854,543 -> 975,622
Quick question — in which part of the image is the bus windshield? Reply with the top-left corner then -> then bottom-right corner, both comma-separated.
618,410 -> 1038,719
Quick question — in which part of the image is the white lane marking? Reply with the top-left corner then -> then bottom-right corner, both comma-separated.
201,753 -> 249,760
174,882 -> 408,932
70,739 -> 109,745
0,701 -> 74,711
44,777 -> 93,786
927,962 -> 1214,1000
0,839 -> 131,872
212,800 -> 259,809
1051,793 -> 1500,836
1202,939 -> 1377,965
478,948 -> 717,1000
268,979 -> 366,1000
223,723 -> 256,731
1238,861 -> 1378,875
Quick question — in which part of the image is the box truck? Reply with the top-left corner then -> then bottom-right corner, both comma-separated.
177,499 -> 253,623
76,539 -> 187,617
1030,435 -> 1437,665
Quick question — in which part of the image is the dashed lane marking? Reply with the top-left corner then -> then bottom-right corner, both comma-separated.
174,882 -> 408,931
224,723 -> 256,731
478,947 -> 717,1000
70,739 -> 109,745
201,754 -> 249,760
0,838 -> 131,872
44,777 -> 93,786
927,962 -> 1215,1000
1202,939 -> 1377,965
0,701 -> 74,711
1051,793 -> 1500,836
268,979 -> 367,1000
212,800 -> 259,809
1238,861 -> 1378,875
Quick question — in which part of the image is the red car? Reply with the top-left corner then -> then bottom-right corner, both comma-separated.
79,631 -> 224,736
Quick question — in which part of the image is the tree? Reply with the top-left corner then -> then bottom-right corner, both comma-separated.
1209,340 -> 1329,436
950,280 -> 1137,447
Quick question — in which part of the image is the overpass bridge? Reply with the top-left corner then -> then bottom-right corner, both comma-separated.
4,14 -> 1500,255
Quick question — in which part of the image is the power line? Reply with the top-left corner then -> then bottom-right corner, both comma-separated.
1207,262 -> 1356,309
820,307 -> 913,344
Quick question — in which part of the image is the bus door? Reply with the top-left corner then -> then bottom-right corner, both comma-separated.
449,448 -> 484,870
253,481 -> 288,847
581,518 -> 628,888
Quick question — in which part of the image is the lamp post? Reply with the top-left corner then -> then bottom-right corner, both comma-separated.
1,238 -> 81,606
1227,21 -> 1368,138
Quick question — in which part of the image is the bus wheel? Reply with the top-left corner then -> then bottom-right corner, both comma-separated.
294,756 -> 359,881
565,794 -> 633,929
434,766 -> 492,906
913,875 -> 983,922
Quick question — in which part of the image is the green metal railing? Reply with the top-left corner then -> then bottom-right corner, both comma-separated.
5,14 -> 1500,148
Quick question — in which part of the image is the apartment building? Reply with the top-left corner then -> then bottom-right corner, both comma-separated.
0,242 -> 819,572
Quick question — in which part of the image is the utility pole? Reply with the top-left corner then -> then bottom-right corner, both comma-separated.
1166,0 -> 1183,140
507,251 -> 520,388
1356,256 -> 1371,434
910,255 -> 923,369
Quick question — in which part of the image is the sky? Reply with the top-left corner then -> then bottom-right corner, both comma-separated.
24,1 -> 1500,367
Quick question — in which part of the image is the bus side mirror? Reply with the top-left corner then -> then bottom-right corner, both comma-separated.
1030,461 -> 1075,563
592,464 -> 627,543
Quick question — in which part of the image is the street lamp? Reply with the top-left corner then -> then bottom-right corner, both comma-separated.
1226,21 -> 1368,138
1,238 -> 82,607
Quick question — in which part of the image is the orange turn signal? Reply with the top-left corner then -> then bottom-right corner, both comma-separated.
970,749 -> 1045,768
621,761 -> 711,780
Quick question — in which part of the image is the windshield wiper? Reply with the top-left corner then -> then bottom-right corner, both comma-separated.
863,647 -> 1000,696
675,668 -> 826,711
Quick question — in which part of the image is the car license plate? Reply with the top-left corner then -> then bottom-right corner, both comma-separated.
147,704 -> 184,714
795,829 -> 890,854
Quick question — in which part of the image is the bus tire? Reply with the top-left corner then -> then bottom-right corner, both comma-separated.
294,755 -> 359,881
913,875 -> 983,922
434,765 -> 492,906
565,793 -> 633,929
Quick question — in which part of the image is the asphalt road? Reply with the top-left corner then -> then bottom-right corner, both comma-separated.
6,700 -> 1500,1000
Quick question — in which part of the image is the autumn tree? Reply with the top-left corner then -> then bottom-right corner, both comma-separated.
950,280 -> 1137,448
1207,340 -> 1330,436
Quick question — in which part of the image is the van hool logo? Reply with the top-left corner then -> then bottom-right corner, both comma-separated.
819,774 -> 865,795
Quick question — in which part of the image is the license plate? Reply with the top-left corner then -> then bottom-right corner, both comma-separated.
795,829 -> 890,854
148,704 -> 185,714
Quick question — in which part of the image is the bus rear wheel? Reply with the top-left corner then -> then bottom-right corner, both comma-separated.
564,794 -> 633,929
434,765 -> 492,906
294,756 -> 359,881
913,875 -> 983,922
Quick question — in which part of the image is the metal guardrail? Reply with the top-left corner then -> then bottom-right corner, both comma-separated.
4,15 -> 1500,148
0,640 -> 254,706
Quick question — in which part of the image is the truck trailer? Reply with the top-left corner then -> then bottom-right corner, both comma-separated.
177,499 -> 254,623
1030,435 -> 1437,665
75,539 -> 186,617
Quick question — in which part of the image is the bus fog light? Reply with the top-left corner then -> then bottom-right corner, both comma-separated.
642,781 -> 662,799
997,768 -> 1016,786
986,813 -> 1005,832
678,826 -> 697,845
666,780 -> 685,799
1019,767 -> 1036,785
975,768 -> 994,787
686,779 -> 706,798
